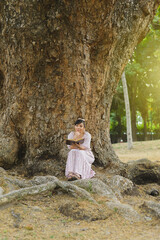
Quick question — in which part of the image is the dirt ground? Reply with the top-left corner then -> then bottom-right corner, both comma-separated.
0,191 -> 160,240
0,188 -> 160,240
0,140 -> 160,240
112,139 -> 160,164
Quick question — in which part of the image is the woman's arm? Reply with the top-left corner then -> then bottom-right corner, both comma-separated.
74,143 -> 86,150
73,133 -> 91,150
67,132 -> 74,150
67,132 -> 83,150
70,144 -> 79,150
81,133 -> 91,150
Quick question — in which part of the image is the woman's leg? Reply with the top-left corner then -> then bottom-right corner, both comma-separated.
65,149 -> 93,179
65,149 -> 77,178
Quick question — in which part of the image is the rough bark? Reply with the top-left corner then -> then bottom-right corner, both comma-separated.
0,0 -> 159,174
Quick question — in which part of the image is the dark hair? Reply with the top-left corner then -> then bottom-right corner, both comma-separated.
74,118 -> 85,128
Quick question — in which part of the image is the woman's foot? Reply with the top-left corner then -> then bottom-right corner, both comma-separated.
68,176 -> 78,181
75,174 -> 81,180
67,173 -> 81,181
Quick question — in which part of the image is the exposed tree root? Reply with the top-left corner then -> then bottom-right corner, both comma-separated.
0,177 -> 96,206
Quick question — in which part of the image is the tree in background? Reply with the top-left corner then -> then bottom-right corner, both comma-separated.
121,71 -> 133,149
110,81 -> 126,143
125,61 -> 146,141
111,5 -> 160,143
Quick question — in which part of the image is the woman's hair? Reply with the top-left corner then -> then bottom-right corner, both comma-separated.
74,118 -> 85,127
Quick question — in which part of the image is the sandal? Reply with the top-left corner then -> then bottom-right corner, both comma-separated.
68,176 -> 78,181
67,173 -> 81,181
74,173 -> 81,180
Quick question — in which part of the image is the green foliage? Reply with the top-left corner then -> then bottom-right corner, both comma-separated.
110,6 -> 160,142
110,80 -> 127,142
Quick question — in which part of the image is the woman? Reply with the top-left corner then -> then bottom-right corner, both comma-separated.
65,118 -> 95,181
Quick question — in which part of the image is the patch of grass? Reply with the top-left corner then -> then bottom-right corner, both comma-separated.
97,200 -> 106,204
113,207 -> 118,213
1,182 -> 7,188
17,196 -> 24,201
77,197 -> 88,202
52,215 -> 60,219
62,232 -> 84,239
61,217 -> 73,223
87,181 -> 93,193
50,236 -> 55,239
48,191 -> 53,197
72,232 -> 81,237
62,233 -> 72,238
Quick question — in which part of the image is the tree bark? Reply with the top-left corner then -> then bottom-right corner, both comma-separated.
121,72 -> 133,149
0,0 -> 159,174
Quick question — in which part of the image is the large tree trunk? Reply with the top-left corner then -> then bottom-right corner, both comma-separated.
0,0 -> 159,175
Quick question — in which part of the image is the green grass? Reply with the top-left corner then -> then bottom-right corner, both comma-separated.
86,181 -> 93,193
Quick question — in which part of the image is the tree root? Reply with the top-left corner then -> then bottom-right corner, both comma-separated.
4,176 -> 58,188
0,177 -> 96,206
56,180 -> 97,203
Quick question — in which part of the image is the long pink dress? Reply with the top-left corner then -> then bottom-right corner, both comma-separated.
65,131 -> 95,179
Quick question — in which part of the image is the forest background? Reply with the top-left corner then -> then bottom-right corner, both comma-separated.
110,5 -> 160,143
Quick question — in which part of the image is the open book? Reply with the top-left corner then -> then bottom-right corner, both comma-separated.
66,138 -> 84,145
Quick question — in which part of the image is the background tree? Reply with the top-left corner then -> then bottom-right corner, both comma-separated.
125,61 -> 144,141
110,81 -> 126,143
0,0 -> 159,175
121,71 -> 133,149
111,5 -> 160,143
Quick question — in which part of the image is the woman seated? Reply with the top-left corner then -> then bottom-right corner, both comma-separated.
65,118 -> 95,181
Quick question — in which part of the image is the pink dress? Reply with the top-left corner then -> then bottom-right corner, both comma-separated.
65,131 -> 95,179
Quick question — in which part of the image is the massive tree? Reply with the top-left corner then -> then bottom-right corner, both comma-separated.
0,0 -> 159,175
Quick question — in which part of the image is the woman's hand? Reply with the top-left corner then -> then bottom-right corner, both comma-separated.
70,143 -> 86,150
70,144 -> 79,149
73,131 -> 80,140
74,143 -> 86,150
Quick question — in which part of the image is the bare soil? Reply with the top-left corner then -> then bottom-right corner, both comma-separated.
0,140 -> 160,240
0,191 -> 160,240
112,139 -> 160,164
